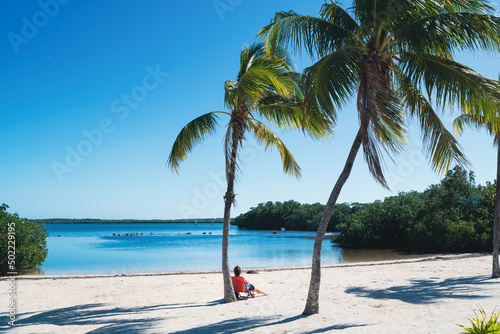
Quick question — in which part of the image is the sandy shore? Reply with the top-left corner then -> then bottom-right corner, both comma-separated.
1,254 -> 499,333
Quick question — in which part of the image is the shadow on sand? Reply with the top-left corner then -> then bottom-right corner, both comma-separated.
170,314 -> 367,334
0,301 -> 367,333
0,300 -> 224,333
345,275 -> 500,304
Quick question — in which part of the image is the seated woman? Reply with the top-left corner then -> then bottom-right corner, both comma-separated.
233,265 -> 266,295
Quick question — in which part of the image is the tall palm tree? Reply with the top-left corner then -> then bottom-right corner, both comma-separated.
455,109 -> 500,278
168,43 -> 326,303
259,0 -> 500,314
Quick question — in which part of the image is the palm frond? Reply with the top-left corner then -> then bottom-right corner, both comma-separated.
395,66 -> 470,173
371,91 -> 408,153
454,110 -> 500,139
248,119 -> 301,178
224,80 -> 239,111
454,113 -> 485,134
444,0 -> 497,16
353,0 -> 393,32
302,46 -> 364,123
361,123 -> 390,188
382,0 -> 436,27
258,9 -> 361,59
167,112 -> 221,173
238,43 -> 266,82
392,11 -> 500,55
399,52 -> 500,117
257,92 -> 332,140
357,62 -> 408,189
319,2 -> 360,35
235,44 -> 300,109
256,94 -> 303,128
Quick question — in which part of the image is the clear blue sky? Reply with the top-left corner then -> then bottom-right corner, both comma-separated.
1,0 -> 499,219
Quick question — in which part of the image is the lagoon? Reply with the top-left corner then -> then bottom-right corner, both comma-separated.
41,223 -> 423,275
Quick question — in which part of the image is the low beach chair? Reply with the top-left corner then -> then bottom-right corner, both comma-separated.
231,276 -> 254,299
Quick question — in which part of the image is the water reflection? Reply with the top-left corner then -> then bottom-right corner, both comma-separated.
35,224 -> 435,275
336,247 -> 434,263
18,268 -> 44,275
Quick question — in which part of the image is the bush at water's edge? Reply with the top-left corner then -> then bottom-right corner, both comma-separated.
334,167 -> 495,253
232,200 -> 362,232
0,204 -> 48,276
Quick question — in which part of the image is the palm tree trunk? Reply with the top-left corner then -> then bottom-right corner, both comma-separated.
493,137 -> 500,278
303,130 -> 363,315
222,123 -> 242,303
222,184 -> 237,302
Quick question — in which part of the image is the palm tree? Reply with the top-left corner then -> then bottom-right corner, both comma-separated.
168,43 -> 326,302
259,0 -> 500,314
455,108 -> 500,278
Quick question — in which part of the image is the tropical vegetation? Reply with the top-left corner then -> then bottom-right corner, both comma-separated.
458,307 -> 500,334
335,167 -> 495,253
167,43 -> 326,303
455,104 -> 500,277
233,200 -> 356,232
234,167 -> 496,253
40,218 -> 223,224
0,203 -> 48,276
259,0 -> 500,314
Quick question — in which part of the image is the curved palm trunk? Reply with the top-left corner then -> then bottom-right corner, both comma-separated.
222,123 -> 242,303
222,184 -> 237,302
303,130 -> 362,315
493,137 -> 500,278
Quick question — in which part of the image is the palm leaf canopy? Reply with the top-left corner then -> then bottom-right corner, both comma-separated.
454,80 -> 500,146
259,0 -> 500,188
454,111 -> 500,139
168,42 -> 330,179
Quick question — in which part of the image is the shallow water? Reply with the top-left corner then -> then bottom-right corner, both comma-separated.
39,223 -> 431,275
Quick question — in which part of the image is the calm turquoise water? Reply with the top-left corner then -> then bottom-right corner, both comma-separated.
42,223 -> 343,275
41,223 -> 429,275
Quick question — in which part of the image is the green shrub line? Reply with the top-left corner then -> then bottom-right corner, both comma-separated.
38,218 -> 223,224
0,204 -> 48,276
234,167 -> 497,253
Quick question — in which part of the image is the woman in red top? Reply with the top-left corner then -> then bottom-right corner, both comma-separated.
233,266 -> 266,295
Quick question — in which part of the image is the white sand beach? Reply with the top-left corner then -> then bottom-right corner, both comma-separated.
1,254 -> 499,333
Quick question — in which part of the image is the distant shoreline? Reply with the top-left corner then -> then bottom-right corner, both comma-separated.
1,253 -> 485,281
38,218 -> 224,224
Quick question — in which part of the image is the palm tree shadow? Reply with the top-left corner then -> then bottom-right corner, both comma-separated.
345,275 -> 500,304
169,314 -> 367,333
0,301 -> 222,333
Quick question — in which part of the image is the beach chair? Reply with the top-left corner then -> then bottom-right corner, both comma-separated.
231,276 -> 254,299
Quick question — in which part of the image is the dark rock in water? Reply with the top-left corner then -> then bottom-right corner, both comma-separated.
186,232 -> 192,235
202,232 -> 206,235
273,232 -> 278,234
208,232 -> 212,235
247,270 -> 259,274
113,234 -> 116,236
58,235 -> 62,237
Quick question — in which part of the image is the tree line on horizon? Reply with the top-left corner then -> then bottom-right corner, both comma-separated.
39,218 -> 224,224
159,0 -> 500,313
234,167 -> 496,253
